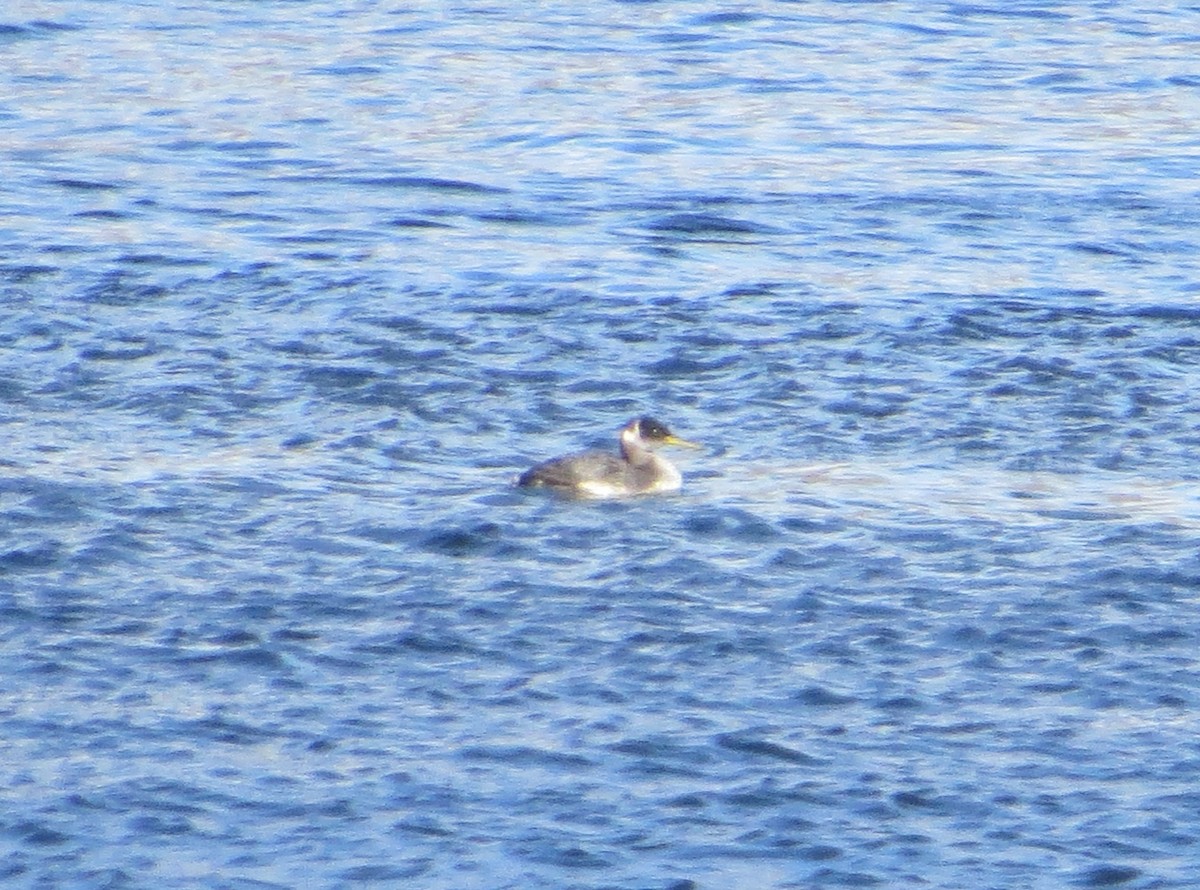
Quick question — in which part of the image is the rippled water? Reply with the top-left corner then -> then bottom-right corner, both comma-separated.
4,2 -> 1200,888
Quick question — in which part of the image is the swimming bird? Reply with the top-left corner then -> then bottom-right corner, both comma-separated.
517,416 -> 700,498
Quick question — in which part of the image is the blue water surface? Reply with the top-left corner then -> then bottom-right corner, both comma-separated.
3,2 -> 1200,888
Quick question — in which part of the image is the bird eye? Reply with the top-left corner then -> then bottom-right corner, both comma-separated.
640,418 -> 670,439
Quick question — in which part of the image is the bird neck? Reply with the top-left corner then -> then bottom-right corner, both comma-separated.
619,428 -> 655,466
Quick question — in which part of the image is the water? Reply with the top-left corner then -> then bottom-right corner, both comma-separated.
3,1 -> 1200,887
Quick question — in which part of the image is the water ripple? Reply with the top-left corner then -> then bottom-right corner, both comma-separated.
3,2 -> 1200,887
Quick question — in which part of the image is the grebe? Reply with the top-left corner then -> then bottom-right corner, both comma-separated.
517,416 -> 699,498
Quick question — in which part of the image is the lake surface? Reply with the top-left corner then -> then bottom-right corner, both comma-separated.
3,2 -> 1200,887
